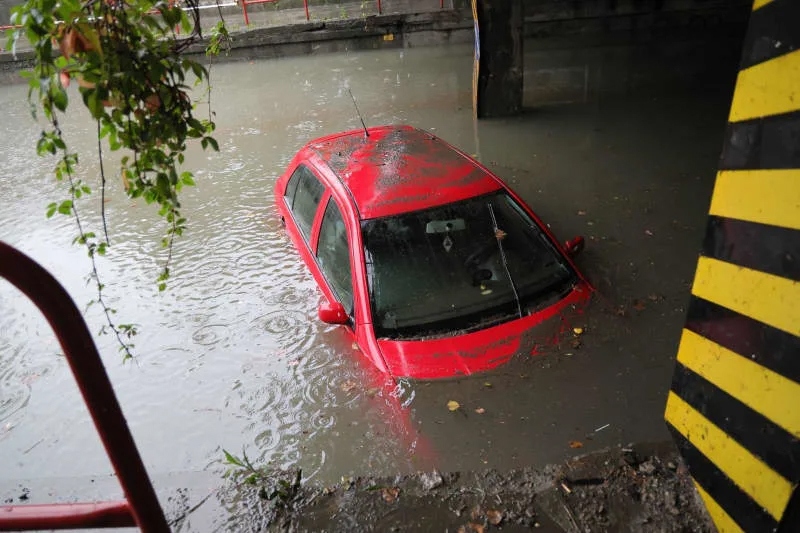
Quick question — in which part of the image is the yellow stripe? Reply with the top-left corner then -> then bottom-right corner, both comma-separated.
709,169 -> 800,230
692,257 -> 800,337
729,49 -> 800,122
693,480 -> 744,533
677,329 -> 800,438
752,0 -> 775,10
665,392 -> 792,520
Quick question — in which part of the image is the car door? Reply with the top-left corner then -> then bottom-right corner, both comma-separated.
314,197 -> 355,319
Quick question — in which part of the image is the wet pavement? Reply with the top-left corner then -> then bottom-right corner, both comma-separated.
0,28 -> 741,529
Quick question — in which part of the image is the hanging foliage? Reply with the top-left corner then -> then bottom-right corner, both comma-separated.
5,0 -> 230,359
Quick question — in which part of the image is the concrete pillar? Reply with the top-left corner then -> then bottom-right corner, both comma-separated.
665,0 -> 800,530
472,0 -> 523,118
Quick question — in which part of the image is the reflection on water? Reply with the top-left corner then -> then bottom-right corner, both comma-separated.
1,37 -> 738,488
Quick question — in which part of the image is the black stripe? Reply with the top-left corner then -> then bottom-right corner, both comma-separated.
702,216 -> 800,281
668,427 -> 779,532
739,0 -> 800,70
671,363 -> 800,483
686,296 -> 800,385
777,485 -> 800,533
720,110 -> 800,170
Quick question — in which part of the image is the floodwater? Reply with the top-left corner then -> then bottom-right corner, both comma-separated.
0,34 -> 740,506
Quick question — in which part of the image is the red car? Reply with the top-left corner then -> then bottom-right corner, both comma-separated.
275,125 -> 592,379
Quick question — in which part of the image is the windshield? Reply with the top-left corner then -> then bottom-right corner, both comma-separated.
362,191 -> 577,340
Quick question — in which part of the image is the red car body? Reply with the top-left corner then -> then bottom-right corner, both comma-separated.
274,125 -> 592,379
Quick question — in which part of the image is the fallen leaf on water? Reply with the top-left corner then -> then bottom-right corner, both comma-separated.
483,382 -> 493,388
382,487 -> 400,503
447,400 -> 461,411
341,380 -> 357,393
615,306 -> 628,317
645,229 -> 654,236
633,299 -> 646,311
475,407 -> 486,414
647,293 -> 661,302
569,440 -> 584,448
573,327 -> 584,335
487,509 -> 504,525
577,210 -> 587,216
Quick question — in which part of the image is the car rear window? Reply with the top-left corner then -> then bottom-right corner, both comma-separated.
285,164 -> 325,239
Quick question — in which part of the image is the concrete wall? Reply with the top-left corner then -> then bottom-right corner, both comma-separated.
0,0 -> 14,26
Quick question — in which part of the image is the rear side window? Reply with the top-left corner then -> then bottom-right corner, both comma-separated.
285,164 -> 325,239
317,199 -> 354,314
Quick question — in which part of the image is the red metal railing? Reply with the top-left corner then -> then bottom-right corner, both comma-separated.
240,0 -> 280,27
0,242 -> 169,532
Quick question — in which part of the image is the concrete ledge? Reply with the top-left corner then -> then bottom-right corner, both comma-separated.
182,8 -> 473,59
212,442 -> 713,532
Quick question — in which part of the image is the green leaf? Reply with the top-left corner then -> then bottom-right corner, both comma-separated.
57,200 -> 73,215
52,85 -> 67,112
46,202 -> 57,218
223,449 -> 245,468
86,89 -> 104,119
156,173 -> 171,199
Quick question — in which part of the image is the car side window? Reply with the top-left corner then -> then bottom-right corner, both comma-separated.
317,199 -> 354,315
285,164 -> 325,239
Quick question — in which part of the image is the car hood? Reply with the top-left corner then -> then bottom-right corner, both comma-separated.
374,282 -> 593,379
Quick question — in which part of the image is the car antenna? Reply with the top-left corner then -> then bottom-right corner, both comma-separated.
348,88 -> 370,138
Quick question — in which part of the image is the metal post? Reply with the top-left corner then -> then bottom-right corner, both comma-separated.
0,242 -> 169,533
377,0 -> 382,15
304,0 -> 309,20
241,0 -> 250,26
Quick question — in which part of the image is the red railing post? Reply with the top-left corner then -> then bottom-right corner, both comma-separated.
377,0 -> 382,15
0,242 -> 169,533
241,0 -> 250,26
304,0 -> 309,20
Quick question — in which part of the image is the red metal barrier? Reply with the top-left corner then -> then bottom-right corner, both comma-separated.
0,242 -> 169,532
241,0 -> 280,26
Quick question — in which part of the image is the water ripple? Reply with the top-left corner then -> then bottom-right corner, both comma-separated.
191,324 -> 231,347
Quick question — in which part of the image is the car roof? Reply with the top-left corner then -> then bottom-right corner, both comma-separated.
307,125 -> 502,220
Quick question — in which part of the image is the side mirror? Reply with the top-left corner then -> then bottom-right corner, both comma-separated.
564,236 -> 585,257
318,301 -> 349,325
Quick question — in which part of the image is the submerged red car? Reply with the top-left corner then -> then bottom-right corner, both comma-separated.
275,125 -> 592,379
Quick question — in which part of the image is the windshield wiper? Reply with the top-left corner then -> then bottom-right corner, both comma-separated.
487,202 -> 523,319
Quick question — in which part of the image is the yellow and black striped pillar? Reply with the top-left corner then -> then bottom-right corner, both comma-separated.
664,0 -> 799,531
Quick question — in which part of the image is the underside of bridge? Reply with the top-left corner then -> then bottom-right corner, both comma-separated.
472,0 -> 752,118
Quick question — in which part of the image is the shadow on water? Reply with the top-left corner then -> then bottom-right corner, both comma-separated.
0,30 -> 739,514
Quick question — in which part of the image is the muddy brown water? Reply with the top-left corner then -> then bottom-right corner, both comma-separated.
0,36 -> 739,495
